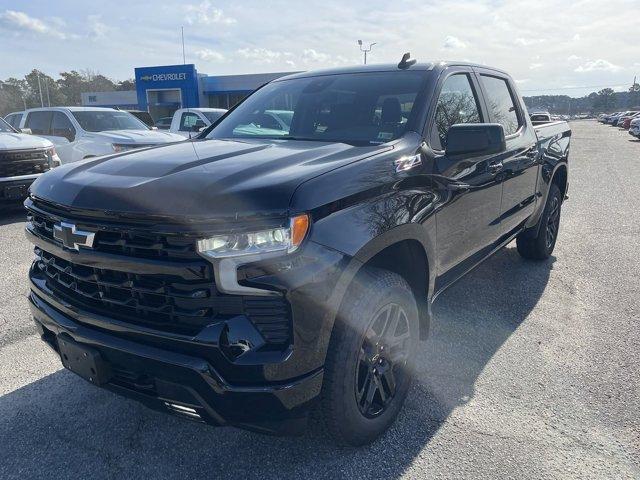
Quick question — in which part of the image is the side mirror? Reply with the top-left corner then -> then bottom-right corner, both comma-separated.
192,120 -> 206,132
445,123 -> 506,156
20,128 -> 32,135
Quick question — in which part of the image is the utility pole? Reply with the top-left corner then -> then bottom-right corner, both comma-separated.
357,40 -> 376,65
181,26 -> 186,64
45,78 -> 51,107
36,71 -> 44,107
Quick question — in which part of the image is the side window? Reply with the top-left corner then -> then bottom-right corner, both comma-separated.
180,112 -> 201,131
51,112 -> 76,141
479,75 -> 522,136
432,74 -> 482,149
26,111 -> 53,135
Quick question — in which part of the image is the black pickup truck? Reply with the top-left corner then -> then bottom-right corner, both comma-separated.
25,59 -> 570,446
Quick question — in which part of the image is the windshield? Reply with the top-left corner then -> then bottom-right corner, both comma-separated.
0,117 -> 16,133
206,71 -> 427,145
71,111 -> 150,132
203,111 -> 225,123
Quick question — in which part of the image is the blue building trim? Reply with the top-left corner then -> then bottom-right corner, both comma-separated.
134,64 -> 199,111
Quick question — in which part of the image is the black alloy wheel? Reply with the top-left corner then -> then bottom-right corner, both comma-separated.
355,303 -> 411,418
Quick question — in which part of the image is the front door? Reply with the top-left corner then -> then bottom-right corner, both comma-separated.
429,70 -> 505,278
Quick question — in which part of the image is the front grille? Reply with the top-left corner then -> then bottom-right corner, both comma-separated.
28,211 -> 198,260
0,149 -> 49,177
31,248 -> 292,344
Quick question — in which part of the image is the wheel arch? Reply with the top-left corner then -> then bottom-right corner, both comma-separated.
330,225 -> 435,342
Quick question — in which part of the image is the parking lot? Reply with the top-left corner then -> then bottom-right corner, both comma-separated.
0,121 -> 638,479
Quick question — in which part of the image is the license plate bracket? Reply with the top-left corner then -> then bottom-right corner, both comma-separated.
57,335 -> 112,386
3,185 -> 28,200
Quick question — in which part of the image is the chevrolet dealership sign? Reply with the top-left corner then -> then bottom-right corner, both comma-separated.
139,72 -> 188,82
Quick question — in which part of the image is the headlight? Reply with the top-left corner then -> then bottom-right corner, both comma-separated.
112,143 -> 139,153
46,147 -> 61,167
197,214 -> 310,259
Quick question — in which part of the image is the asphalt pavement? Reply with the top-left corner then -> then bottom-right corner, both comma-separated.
0,121 -> 638,479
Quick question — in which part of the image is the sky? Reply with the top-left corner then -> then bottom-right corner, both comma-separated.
1,0 -> 639,97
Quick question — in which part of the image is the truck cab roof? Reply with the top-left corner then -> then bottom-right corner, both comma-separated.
275,61 -> 511,82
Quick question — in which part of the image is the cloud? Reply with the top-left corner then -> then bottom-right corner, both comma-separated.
567,55 -> 582,62
574,59 -> 622,73
236,47 -> 291,64
185,1 -> 235,25
442,35 -> 467,49
195,48 -> 225,62
87,15 -> 109,40
0,9 -> 65,39
515,38 -> 544,46
301,48 -> 349,66
529,63 -> 544,70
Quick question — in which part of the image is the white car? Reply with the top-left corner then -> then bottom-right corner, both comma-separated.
18,107 -> 185,164
0,116 -> 60,202
169,108 -> 227,138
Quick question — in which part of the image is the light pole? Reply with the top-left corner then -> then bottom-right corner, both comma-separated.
357,40 -> 376,65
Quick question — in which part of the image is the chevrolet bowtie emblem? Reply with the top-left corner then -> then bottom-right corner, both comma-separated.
53,222 -> 95,251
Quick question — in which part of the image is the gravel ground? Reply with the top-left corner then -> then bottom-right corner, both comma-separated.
0,121 -> 638,479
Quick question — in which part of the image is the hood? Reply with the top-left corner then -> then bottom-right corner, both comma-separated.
30,138 -> 392,221
0,132 -> 53,150
88,129 -> 185,144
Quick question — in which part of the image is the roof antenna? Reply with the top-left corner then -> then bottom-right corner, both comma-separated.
398,52 -> 416,69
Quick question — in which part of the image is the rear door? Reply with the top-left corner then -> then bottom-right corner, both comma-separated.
25,110 -> 54,141
429,68 -> 505,277
475,70 -> 539,237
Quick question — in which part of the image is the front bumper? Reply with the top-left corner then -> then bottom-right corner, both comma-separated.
30,290 -> 323,435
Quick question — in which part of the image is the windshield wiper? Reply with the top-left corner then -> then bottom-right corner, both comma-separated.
275,136 -> 372,146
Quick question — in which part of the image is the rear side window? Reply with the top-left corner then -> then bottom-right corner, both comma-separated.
480,75 -> 522,136
180,112 -> 204,131
432,73 -> 482,150
26,111 -> 53,135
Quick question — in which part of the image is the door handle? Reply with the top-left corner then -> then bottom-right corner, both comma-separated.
488,161 -> 503,174
446,182 -> 471,191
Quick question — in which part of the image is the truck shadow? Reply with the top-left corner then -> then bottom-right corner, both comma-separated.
0,246 -> 553,479
0,203 -> 26,226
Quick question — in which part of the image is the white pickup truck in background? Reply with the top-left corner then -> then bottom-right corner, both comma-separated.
18,107 -> 184,164
169,108 -> 227,138
0,116 -> 60,203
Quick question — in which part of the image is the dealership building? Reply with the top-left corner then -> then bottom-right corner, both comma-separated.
81,64 -> 296,121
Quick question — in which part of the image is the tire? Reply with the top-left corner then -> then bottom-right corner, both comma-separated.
516,183 -> 562,260
320,268 -> 419,446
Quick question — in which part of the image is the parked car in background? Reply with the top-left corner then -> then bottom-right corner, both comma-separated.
0,116 -> 60,203
124,110 -> 155,128
154,116 -> 173,130
629,117 -> 640,138
4,111 -> 24,130
603,112 -> 622,124
617,111 -> 640,129
611,111 -> 634,126
18,107 -> 184,164
169,108 -> 227,138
